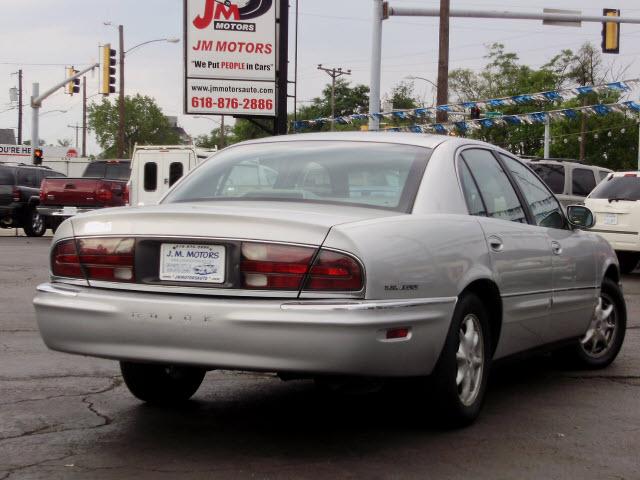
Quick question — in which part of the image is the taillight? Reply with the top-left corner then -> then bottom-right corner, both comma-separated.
239,242 -> 363,291
241,243 -> 315,289
123,183 -> 130,205
96,186 -> 113,203
11,186 -> 20,203
52,237 -> 135,282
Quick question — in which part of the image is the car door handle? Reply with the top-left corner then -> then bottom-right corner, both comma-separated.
551,241 -> 562,255
488,235 -> 504,252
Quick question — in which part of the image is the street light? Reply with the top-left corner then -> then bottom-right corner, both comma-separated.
41,109 -> 67,116
103,22 -> 181,157
405,76 -> 437,107
193,115 -> 226,148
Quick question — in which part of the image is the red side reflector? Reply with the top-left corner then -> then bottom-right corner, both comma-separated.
386,327 -> 410,340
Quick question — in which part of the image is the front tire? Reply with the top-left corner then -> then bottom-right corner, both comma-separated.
120,361 -> 206,404
560,278 -> 626,369
431,293 -> 492,427
23,208 -> 45,237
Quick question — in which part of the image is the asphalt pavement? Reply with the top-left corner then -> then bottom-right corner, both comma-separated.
1,233 -> 639,479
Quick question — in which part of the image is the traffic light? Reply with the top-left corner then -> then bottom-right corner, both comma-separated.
470,106 -> 481,120
100,43 -> 117,95
33,148 -> 43,165
66,67 -> 80,95
602,9 -> 620,54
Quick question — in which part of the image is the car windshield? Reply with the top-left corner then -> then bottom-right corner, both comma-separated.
589,175 -> 640,201
163,141 -> 431,212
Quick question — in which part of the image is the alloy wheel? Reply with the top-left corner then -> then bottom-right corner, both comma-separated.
580,294 -> 617,359
456,314 -> 484,406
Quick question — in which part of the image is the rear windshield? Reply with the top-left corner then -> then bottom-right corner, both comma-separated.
163,141 -> 431,212
0,167 -> 14,185
84,162 -> 131,180
589,175 -> 640,201
530,164 -> 565,195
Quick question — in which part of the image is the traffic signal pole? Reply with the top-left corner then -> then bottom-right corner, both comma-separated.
30,63 -> 98,162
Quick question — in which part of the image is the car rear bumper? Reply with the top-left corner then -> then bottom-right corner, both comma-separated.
37,206 -> 96,218
590,228 -> 640,252
33,282 -> 456,377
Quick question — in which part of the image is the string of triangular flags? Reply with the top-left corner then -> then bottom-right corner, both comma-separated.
379,101 -> 640,135
292,79 -> 638,131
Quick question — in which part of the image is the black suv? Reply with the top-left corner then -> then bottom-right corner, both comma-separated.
0,164 -> 66,236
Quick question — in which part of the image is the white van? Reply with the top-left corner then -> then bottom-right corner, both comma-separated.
128,145 -> 217,206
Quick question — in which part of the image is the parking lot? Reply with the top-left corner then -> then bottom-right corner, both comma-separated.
1,232 -> 639,479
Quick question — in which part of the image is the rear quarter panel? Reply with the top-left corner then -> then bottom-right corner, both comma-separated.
319,213 -> 493,300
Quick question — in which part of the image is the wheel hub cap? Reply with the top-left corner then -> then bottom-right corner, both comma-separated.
580,295 -> 616,358
456,314 -> 484,406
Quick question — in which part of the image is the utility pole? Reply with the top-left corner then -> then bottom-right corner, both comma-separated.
118,24 -> 125,158
68,123 -> 82,149
17,70 -> 23,145
317,65 -> 351,131
220,115 -> 225,148
436,0 -> 450,123
82,77 -> 87,157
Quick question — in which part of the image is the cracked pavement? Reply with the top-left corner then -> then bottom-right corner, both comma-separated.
0,235 -> 639,479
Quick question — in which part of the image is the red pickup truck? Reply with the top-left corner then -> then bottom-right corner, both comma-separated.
37,160 -> 130,228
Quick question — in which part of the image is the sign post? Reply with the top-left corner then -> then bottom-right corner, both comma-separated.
184,0 -> 287,134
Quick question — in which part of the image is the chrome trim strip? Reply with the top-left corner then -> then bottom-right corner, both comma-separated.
501,286 -> 597,298
590,229 -> 638,236
36,283 -> 79,297
280,296 -> 457,311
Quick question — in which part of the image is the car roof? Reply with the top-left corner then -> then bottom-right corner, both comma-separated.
234,131 -> 508,151
526,158 -> 613,171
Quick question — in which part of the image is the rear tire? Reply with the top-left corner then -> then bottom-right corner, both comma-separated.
616,251 -> 639,274
430,293 -> 492,427
23,208 -> 45,237
120,361 -> 206,404
558,278 -> 626,369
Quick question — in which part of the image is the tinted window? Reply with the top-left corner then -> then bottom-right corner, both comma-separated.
590,175 -> 640,201
461,149 -> 526,223
16,169 -> 39,188
458,159 -> 487,216
530,164 -> 565,194
598,170 -> 611,182
164,141 -> 430,212
572,168 -> 596,196
42,170 -> 65,178
105,163 -> 131,180
144,162 -> 157,192
83,162 -> 106,177
0,167 -> 15,185
169,162 -> 184,186
500,155 -> 565,229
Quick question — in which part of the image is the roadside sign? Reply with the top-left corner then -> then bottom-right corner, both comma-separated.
543,8 -> 582,27
184,0 -> 277,117
0,144 -> 32,161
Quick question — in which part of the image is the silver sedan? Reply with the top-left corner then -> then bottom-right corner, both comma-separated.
33,132 -> 626,426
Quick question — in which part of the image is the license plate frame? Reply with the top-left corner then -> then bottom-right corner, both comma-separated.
159,243 -> 226,283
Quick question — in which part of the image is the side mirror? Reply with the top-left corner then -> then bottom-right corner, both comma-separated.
566,205 -> 595,229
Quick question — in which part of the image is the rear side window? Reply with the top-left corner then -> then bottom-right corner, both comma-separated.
572,168 -> 596,196
590,175 -> 640,201
144,162 -> 157,192
530,164 -> 565,194
169,162 -> 184,186
598,170 -> 611,182
458,160 -> 487,216
461,149 -> 526,223
0,168 -> 14,185
16,169 -> 39,188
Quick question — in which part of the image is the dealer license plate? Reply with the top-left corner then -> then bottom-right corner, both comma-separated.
160,243 -> 225,283
603,213 -> 618,225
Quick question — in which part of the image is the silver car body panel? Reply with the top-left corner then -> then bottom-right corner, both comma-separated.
35,133 -> 616,377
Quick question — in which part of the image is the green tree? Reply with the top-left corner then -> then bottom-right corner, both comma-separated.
88,94 -> 179,158
57,138 -> 72,147
194,124 -> 234,149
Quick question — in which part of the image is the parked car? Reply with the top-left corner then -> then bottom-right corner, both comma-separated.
37,160 -> 130,228
33,133 -> 626,427
128,145 -> 205,207
585,171 -> 640,273
526,158 -> 612,208
0,163 -> 66,236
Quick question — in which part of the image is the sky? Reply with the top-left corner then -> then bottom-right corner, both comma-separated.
1,0 -> 640,156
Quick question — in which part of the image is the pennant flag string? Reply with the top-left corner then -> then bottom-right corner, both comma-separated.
292,78 -> 639,132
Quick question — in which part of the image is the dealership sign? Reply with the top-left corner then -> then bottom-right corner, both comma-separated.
184,0 -> 277,116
